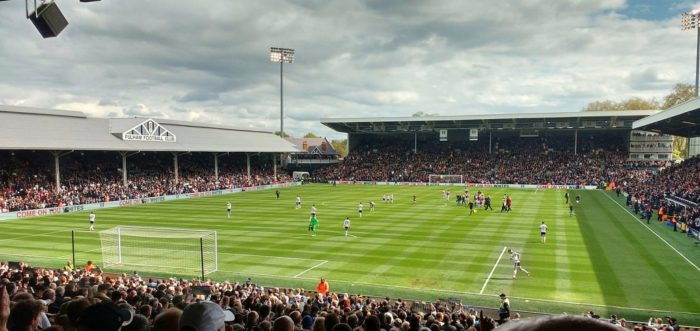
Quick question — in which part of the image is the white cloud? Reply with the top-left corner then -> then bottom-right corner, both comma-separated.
0,0 -> 696,140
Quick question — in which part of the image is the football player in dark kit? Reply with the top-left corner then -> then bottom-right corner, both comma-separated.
484,195 -> 492,211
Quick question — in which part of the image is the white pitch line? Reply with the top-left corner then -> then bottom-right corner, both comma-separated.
293,260 -> 328,278
480,246 -> 507,294
601,191 -> 700,272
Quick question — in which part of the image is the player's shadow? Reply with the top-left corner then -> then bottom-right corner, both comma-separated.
489,277 -> 512,281
527,240 -> 540,244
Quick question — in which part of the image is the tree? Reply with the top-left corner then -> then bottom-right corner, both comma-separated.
582,97 -> 658,111
274,131 -> 290,138
662,83 -> 695,110
673,137 -> 688,160
303,132 -> 320,138
331,139 -> 348,158
582,83 -> 694,159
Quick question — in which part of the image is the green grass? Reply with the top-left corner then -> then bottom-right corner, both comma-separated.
1,184 -> 700,324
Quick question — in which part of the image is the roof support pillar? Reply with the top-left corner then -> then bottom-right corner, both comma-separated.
489,130 -> 492,154
574,129 -> 578,156
173,153 -> 179,185
120,151 -> 140,186
122,153 -> 127,186
51,151 -> 72,194
246,153 -> 251,179
414,132 -> 417,154
273,153 -> 277,179
215,154 -> 219,181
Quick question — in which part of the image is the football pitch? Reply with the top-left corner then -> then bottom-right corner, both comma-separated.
1,184 -> 699,323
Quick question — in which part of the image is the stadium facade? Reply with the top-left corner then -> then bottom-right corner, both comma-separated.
321,98 -> 700,158
322,110 -> 659,156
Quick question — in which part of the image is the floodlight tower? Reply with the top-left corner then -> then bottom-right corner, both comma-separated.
270,47 -> 295,137
682,9 -> 700,97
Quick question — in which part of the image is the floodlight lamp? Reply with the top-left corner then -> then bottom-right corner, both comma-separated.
270,47 -> 295,63
682,11 -> 699,30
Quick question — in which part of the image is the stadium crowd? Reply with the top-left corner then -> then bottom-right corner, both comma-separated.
0,152 -> 290,212
314,136 -> 660,187
618,155 -> 700,235
0,261 -> 681,331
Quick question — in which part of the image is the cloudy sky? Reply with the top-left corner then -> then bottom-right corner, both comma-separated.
0,0 -> 697,139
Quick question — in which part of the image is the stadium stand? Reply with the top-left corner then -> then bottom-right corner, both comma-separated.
313,135 -> 648,186
0,151 -> 291,212
0,261 -> 692,330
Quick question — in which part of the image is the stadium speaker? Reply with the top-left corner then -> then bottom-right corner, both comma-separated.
28,2 -> 68,38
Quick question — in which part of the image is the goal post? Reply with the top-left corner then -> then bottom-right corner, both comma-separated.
99,226 -> 218,278
428,174 -> 464,186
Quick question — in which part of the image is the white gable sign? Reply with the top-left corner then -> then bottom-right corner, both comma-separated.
122,119 -> 176,142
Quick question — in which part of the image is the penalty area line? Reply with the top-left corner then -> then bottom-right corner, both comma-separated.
293,260 -> 328,278
480,246 -> 507,294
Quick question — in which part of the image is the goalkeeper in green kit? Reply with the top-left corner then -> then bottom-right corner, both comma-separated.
308,215 -> 319,236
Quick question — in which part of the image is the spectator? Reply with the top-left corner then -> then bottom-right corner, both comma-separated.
179,301 -> 234,331
497,315 -> 624,331
152,308 -> 182,331
498,293 -> 510,324
315,279 -> 329,299
7,299 -> 44,331
272,316 -> 294,331
77,300 -> 133,331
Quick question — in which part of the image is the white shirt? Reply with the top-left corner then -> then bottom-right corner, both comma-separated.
358,204 -> 363,211
511,252 -> 521,263
296,197 -> 301,203
540,224 -> 547,233
89,213 -> 95,223
343,219 -> 351,227
311,206 -> 317,214
227,202 -> 232,210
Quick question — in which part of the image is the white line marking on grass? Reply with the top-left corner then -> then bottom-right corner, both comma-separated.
480,246 -> 507,294
293,260 -> 328,278
600,191 -> 700,272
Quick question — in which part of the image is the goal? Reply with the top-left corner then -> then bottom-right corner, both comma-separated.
99,226 -> 218,277
428,174 -> 464,186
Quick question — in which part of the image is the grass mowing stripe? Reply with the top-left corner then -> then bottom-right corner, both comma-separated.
600,190 -> 700,272
2,184 -> 700,324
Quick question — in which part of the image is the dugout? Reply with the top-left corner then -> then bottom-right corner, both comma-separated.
0,105 -> 299,194
322,110 -> 657,155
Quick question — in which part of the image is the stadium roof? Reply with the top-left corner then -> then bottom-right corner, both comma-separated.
321,110 -> 659,134
633,97 -> 700,137
0,105 -> 299,153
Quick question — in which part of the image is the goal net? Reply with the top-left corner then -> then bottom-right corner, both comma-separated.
99,226 -> 218,276
428,174 -> 464,186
